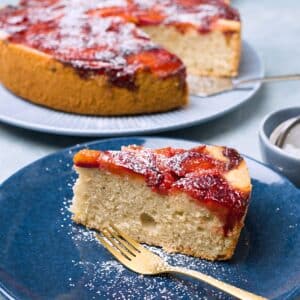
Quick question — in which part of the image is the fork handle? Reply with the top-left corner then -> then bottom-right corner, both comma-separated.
235,74 -> 300,86
167,267 -> 267,300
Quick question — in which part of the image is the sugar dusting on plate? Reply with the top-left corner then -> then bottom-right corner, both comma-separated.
58,181 -> 249,300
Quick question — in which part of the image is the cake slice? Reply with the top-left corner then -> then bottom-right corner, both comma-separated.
71,144 -> 251,261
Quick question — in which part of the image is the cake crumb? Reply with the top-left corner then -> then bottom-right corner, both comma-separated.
59,183 -> 247,299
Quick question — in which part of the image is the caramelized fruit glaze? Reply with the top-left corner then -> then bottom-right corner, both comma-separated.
74,145 -> 249,234
0,0 -> 239,89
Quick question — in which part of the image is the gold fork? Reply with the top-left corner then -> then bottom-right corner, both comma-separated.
96,224 -> 267,300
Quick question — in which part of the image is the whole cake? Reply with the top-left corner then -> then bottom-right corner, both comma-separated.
71,144 -> 251,260
0,0 -> 240,116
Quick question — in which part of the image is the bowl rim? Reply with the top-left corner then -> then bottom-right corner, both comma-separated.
259,106 -> 300,162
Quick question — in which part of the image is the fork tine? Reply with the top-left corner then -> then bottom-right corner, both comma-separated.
110,223 -> 142,252
106,226 -> 138,256
95,234 -> 129,264
102,228 -> 133,260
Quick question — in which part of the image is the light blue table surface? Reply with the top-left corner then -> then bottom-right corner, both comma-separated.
1,0 -> 300,183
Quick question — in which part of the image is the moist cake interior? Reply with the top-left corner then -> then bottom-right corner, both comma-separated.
71,145 -> 251,260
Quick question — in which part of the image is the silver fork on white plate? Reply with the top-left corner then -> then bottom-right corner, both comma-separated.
189,74 -> 300,97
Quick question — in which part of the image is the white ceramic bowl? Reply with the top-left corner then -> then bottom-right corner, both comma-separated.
259,107 -> 300,187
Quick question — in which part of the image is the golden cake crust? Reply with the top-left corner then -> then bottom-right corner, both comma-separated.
205,145 -> 251,193
0,0 -> 241,116
0,40 -> 188,115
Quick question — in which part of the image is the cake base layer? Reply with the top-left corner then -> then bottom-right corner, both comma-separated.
0,41 -> 188,116
71,167 -> 243,261
142,26 -> 241,77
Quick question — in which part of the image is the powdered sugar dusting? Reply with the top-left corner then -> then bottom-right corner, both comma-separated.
0,0 -> 184,89
58,187 -> 248,299
77,145 -> 248,233
53,149 -> 252,299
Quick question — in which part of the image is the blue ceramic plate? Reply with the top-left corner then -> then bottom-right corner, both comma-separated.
0,137 -> 299,300
0,41 -> 263,137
